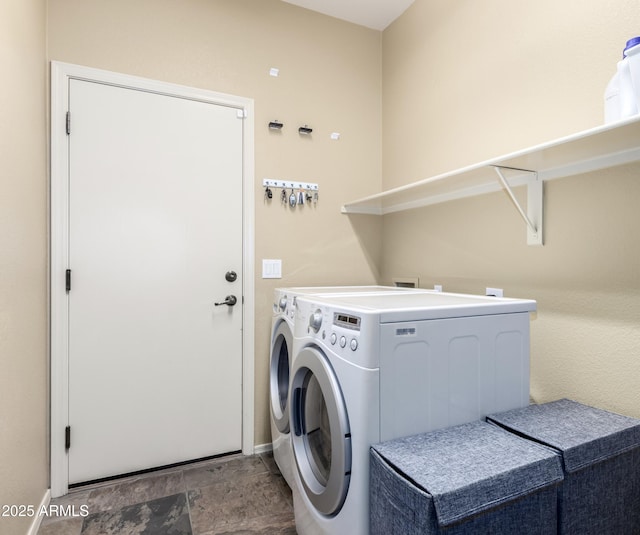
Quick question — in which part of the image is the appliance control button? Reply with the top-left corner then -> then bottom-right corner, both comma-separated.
330,333 -> 337,345
350,338 -> 358,351
279,297 -> 287,312
339,336 -> 347,348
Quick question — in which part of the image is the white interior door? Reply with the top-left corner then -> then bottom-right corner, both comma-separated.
67,78 -> 243,484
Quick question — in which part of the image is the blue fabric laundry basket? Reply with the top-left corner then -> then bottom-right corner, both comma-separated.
369,421 -> 563,535
488,398 -> 640,535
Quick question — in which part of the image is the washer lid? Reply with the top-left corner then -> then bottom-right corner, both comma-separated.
297,291 -> 536,323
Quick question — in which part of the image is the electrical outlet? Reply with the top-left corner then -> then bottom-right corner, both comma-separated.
486,287 -> 504,298
434,285 -> 443,292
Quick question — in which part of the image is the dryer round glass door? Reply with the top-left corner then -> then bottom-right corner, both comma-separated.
290,346 -> 351,517
270,321 -> 292,433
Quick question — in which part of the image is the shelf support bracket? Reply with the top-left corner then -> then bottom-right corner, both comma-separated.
492,166 -> 543,246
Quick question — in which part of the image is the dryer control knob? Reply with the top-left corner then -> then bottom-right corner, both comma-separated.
309,309 -> 323,332
339,336 -> 347,348
330,333 -> 337,345
279,297 -> 287,312
350,338 -> 358,351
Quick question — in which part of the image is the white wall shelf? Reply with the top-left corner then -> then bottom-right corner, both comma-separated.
341,116 -> 640,245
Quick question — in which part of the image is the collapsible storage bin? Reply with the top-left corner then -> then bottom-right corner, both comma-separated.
488,399 -> 640,535
370,421 -> 563,535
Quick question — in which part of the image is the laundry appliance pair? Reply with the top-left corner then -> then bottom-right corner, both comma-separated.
269,286 -> 431,489
288,291 -> 536,535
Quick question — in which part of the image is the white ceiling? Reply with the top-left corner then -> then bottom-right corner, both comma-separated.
282,0 -> 415,31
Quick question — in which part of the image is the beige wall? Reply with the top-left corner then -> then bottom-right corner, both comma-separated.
47,0 -> 382,447
7,4 -> 635,514
0,0 -> 48,533
380,0 -> 640,417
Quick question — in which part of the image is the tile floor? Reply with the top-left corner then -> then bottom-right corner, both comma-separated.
37,452 -> 297,535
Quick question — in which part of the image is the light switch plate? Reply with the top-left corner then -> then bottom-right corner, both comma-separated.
262,259 -> 282,279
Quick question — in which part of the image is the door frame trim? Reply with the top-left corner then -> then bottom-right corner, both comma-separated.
50,61 -> 255,497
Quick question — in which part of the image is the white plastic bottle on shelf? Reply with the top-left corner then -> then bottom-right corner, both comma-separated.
626,39 -> 640,112
604,36 -> 640,124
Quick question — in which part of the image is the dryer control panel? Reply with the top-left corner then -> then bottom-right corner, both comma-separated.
294,297 -> 378,368
330,313 -> 362,352
334,313 -> 361,330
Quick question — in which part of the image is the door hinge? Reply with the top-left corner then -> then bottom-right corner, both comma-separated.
65,269 -> 71,292
66,111 -> 71,135
236,109 -> 247,119
65,426 -> 71,450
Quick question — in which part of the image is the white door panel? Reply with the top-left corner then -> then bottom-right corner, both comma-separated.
68,79 -> 243,483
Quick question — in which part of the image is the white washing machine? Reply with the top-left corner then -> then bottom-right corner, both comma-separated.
289,291 -> 536,535
269,286 -> 431,489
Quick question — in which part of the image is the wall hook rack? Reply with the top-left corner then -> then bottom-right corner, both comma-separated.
263,178 -> 318,191
263,178 -> 319,206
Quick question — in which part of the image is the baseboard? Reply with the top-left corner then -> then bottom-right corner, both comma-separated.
26,488 -> 51,535
253,442 -> 273,455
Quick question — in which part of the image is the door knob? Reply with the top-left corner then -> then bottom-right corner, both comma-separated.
215,295 -> 237,307
225,271 -> 237,282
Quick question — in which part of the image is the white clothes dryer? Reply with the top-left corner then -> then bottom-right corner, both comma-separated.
289,291 -> 536,535
269,286 -> 431,489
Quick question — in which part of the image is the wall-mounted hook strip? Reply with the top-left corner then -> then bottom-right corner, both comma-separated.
263,179 -> 319,191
